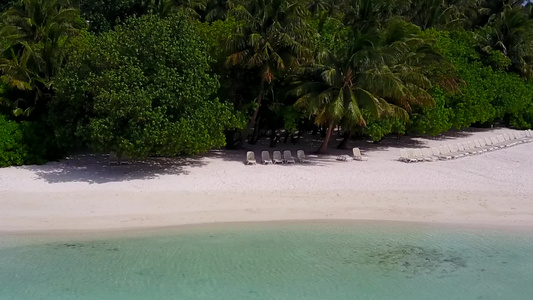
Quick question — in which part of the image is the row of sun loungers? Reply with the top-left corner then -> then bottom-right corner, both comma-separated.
399,130 -> 533,163
246,148 -> 368,165
246,150 -> 307,165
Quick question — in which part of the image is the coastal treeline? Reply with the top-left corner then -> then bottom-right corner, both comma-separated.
1,0 -> 533,166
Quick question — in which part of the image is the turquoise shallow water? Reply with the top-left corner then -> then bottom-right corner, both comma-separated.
1,221 -> 533,300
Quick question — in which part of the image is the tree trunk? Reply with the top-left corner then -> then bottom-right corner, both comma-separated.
237,86 -> 264,148
269,128 -> 277,148
337,132 -> 350,149
318,121 -> 334,154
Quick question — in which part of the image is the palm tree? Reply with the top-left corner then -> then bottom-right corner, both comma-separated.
141,0 -> 207,17
0,0 -> 81,116
343,0 -> 399,31
226,0 -> 311,143
204,0 -> 235,21
292,20 -> 440,153
479,4 -> 533,78
403,0 -> 482,30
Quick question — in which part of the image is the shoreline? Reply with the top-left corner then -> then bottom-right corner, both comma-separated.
1,189 -> 532,234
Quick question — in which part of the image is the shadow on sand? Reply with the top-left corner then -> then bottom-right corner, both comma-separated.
22,127 -> 503,183
23,154 -> 207,184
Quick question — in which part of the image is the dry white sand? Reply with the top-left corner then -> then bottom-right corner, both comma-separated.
1,127 -> 532,232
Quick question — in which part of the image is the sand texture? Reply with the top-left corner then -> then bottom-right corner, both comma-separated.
1,128 -> 532,232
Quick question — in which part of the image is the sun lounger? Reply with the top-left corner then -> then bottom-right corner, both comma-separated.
352,148 -> 368,161
109,152 -> 118,165
490,137 -> 503,149
525,130 -> 533,142
336,155 -> 350,161
514,132 -> 526,143
273,151 -> 283,164
447,144 -> 464,158
484,138 -> 496,151
479,139 -> 490,151
505,134 -> 518,146
120,155 -> 130,165
283,150 -> 295,164
456,143 -> 470,156
413,149 -> 426,162
245,151 -> 256,165
439,145 -> 453,159
296,150 -> 309,163
497,135 -> 510,147
400,149 -> 415,162
422,148 -> 438,162
467,141 -> 482,155
406,149 -> 419,162
261,151 -> 273,164
473,140 -> 486,153
515,132 -> 526,143
433,147 -> 451,160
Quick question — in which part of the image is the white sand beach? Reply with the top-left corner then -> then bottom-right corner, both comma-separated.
1,127 -> 532,232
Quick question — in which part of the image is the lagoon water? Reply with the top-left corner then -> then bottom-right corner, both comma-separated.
1,221 -> 533,300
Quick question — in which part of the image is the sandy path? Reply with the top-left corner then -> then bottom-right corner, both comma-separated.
1,127 -> 532,232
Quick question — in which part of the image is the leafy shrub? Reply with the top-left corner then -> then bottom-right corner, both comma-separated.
0,114 -> 25,167
52,14 -> 243,159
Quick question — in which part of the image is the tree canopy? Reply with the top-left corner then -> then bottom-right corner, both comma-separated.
2,0 -> 533,165
51,14 -> 243,158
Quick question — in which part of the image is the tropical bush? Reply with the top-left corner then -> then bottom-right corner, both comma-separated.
51,14 -> 243,159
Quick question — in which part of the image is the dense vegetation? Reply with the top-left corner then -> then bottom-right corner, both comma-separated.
2,0 -> 533,166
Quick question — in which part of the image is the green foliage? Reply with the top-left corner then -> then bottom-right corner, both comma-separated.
0,113 -> 60,167
409,86 -> 454,135
0,114 -> 25,167
52,14 -> 243,159
194,17 -> 241,62
418,29 -> 533,131
0,0 -> 83,117
364,116 -> 406,142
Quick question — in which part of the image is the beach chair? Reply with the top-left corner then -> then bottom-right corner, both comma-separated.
273,151 -> 283,164
456,143 -> 470,156
433,147 -> 451,160
484,138 -> 496,151
407,149 -> 419,162
523,130 -> 533,142
514,132 -> 526,143
467,141 -> 482,155
447,144 -> 464,159
352,148 -> 368,161
504,134 -> 517,146
503,133 -> 510,141
479,139 -> 489,151
283,150 -> 295,164
496,135 -> 509,147
473,140 -> 485,153
336,155 -> 350,161
120,155 -> 130,165
413,149 -> 426,162
296,150 -> 309,163
399,149 -> 416,162
109,152 -> 119,165
490,137 -> 502,149
422,148 -> 438,162
439,146 -> 451,159
245,151 -> 256,165
515,132 -> 528,144
261,151 -> 273,164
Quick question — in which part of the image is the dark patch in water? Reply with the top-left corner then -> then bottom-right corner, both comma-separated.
364,244 -> 467,278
